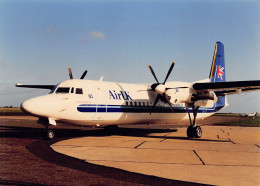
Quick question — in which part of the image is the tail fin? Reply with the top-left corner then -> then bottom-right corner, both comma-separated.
209,41 -> 226,82
209,42 -> 227,108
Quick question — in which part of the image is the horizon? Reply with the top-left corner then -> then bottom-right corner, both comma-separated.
0,0 -> 259,113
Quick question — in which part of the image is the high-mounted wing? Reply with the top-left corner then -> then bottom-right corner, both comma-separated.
16,83 -> 55,90
192,80 -> 260,95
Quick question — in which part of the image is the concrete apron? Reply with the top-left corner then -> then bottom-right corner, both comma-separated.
51,126 -> 260,186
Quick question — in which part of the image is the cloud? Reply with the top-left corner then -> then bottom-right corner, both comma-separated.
80,31 -> 105,44
81,37 -> 88,44
46,26 -> 61,35
89,31 -> 105,40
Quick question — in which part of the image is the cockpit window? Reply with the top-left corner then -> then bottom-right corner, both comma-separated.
56,87 -> 70,94
49,83 -> 60,94
76,88 -> 83,94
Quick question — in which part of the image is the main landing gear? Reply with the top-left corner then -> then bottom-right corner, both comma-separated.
185,104 -> 202,138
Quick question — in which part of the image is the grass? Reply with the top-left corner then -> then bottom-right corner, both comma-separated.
0,108 -> 22,112
213,118 -> 260,127
0,108 -> 26,116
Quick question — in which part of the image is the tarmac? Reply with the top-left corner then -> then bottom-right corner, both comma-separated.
52,125 -> 260,186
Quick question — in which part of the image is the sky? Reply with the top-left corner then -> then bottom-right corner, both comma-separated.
0,0 -> 259,113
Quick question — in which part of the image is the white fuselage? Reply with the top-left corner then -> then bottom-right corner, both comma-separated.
21,79 -> 224,127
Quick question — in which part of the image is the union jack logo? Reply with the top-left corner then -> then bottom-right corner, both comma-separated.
216,65 -> 224,80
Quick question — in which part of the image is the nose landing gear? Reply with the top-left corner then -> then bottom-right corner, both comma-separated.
45,129 -> 55,140
185,104 -> 202,138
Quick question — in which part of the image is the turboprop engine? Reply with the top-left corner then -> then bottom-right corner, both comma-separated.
147,62 -> 218,114
165,88 -> 217,106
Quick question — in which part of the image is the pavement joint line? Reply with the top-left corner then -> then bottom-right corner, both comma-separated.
134,141 -> 146,148
228,138 -> 236,144
217,135 -> 219,139
255,144 -> 260,149
160,132 -> 172,142
160,138 -> 166,142
86,159 -> 202,165
193,150 -> 205,165
86,159 -> 260,167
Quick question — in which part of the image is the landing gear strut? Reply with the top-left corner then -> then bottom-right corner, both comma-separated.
185,103 -> 202,138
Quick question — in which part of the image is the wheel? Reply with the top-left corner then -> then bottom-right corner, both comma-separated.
46,130 -> 55,140
194,126 -> 202,138
187,126 -> 194,138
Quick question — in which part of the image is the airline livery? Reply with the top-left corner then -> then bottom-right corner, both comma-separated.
16,42 -> 260,139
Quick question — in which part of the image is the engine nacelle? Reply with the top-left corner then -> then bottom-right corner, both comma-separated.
194,100 -> 215,107
195,91 -> 217,102
166,88 -> 192,104
193,91 -> 218,107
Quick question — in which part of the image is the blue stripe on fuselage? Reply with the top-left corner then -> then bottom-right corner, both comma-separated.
77,104 -> 223,113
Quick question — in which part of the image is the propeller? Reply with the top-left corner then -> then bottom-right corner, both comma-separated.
80,70 -> 88,79
148,62 -> 175,114
67,67 -> 88,80
68,66 -> 73,79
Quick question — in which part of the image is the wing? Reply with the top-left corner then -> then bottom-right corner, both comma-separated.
192,80 -> 260,95
16,83 -> 55,90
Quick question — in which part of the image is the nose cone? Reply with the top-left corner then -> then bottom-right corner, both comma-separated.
21,98 -> 42,116
21,95 -> 57,117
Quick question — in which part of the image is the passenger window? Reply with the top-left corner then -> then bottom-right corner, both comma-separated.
56,87 -> 70,94
130,102 -> 133,106
126,101 -> 128,106
76,88 -> 83,94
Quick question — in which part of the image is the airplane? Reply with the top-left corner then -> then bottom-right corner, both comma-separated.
240,112 -> 258,118
16,41 -> 260,139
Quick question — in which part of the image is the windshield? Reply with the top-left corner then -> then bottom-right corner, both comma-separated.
55,87 -> 70,94
49,83 -> 60,94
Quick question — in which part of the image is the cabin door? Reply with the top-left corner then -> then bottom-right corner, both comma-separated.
93,87 -> 107,121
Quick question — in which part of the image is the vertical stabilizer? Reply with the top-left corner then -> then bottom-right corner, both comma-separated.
209,42 -> 227,108
209,41 -> 225,82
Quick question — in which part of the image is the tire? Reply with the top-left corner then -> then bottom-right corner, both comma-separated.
187,126 -> 194,138
46,130 -> 55,140
194,126 -> 202,138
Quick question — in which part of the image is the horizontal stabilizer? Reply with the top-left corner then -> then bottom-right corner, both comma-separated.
16,83 -> 55,90
193,80 -> 260,95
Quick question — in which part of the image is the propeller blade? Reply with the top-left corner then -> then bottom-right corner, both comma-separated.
163,61 -> 175,84
150,94 -> 160,115
164,94 -> 174,113
148,64 -> 159,84
68,66 -> 73,79
80,70 -> 88,79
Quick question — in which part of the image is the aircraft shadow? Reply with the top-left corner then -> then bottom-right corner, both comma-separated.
0,125 -> 228,143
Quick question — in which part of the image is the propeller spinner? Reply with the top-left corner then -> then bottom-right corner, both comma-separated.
148,62 -> 175,114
